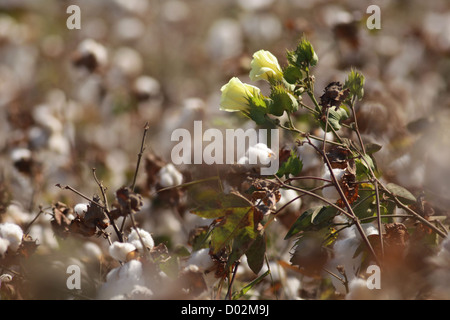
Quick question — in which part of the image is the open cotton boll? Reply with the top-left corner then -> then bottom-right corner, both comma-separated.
127,228 -> 154,253
77,38 -> 108,69
187,248 -> 215,272
238,143 -> 276,167
74,203 -> 89,217
158,163 -> 183,188
109,241 -> 136,262
10,148 -> 32,163
0,222 -> 23,252
321,166 -> 346,202
97,260 -> 147,300
0,238 -> 9,256
277,188 -> 302,212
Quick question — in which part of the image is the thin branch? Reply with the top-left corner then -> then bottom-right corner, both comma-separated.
92,168 -> 123,242
348,96 -> 366,154
306,137 -> 380,266
55,184 -> 105,209
373,180 -> 384,258
131,122 -> 150,192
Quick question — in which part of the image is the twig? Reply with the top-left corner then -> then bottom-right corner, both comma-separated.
55,184 -> 105,209
274,175 -> 354,221
348,96 -> 366,154
373,180 -> 384,258
225,261 -> 240,300
131,122 -> 150,192
92,168 -> 123,242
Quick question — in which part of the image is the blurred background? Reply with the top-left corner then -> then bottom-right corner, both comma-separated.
0,0 -> 449,299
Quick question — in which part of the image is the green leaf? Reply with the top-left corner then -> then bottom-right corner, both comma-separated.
245,233 -> 266,274
352,184 -> 376,219
385,183 -> 417,205
232,269 -> 270,300
284,206 -> 335,239
190,191 -> 251,216
365,143 -> 382,155
276,150 -> 303,178
210,206 -> 259,254
355,154 -> 376,179
320,107 -> 348,132
311,206 -> 338,225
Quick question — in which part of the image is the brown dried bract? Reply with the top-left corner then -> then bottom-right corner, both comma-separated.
110,187 -> 144,219
145,152 -> 166,188
50,202 -> 73,238
319,81 -> 349,112
250,178 -> 281,211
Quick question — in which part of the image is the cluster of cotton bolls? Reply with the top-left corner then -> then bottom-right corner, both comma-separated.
98,228 -> 156,299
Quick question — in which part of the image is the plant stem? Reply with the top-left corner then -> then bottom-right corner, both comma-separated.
131,122 -> 150,192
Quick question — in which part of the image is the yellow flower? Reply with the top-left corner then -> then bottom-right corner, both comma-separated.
249,50 -> 283,82
220,77 -> 262,112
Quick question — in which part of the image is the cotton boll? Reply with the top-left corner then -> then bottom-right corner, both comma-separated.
74,203 -> 88,217
97,260 -> 147,300
109,241 -> 136,262
133,76 -> 161,101
4,204 -> 33,225
113,47 -> 143,77
258,262 -> 285,282
82,242 -> 103,261
277,188 -> 301,212
29,224 -> 59,251
237,0 -> 274,11
129,285 -> 154,300
158,164 -> 183,188
345,277 -> 389,300
127,228 -> 154,253
162,0 -> 190,22
321,166 -> 345,202
247,143 -> 276,165
0,222 -> 23,252
187,248 -> 215,272
10,148 -> 31,163
0,238 -> 9,256
76,38 -> 108,70
345,278 -> 372,300
238,143 -> 276,168
206,19 -> 243,61
114,17 -> 145,41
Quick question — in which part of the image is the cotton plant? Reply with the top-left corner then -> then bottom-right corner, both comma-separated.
190,36 -> 449,300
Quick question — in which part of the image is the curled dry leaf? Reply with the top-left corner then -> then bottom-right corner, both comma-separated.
50,202 -> 73,238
